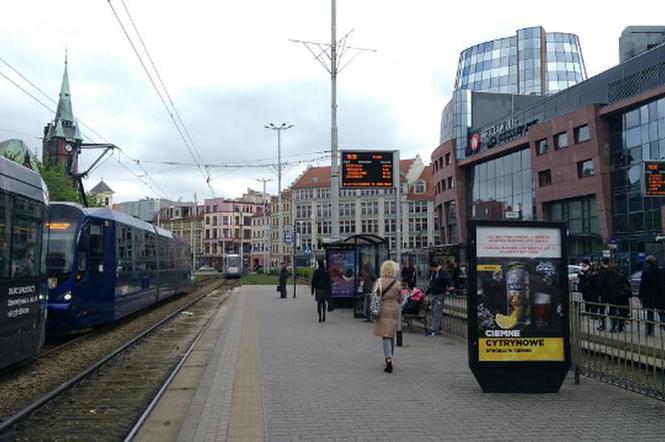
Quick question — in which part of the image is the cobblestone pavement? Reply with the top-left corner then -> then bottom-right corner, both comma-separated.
253,285 -> 665,441
142,285 -> 665,441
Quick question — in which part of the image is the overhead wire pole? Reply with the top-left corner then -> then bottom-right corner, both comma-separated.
264,123 -> 293,264
256,178 -> 273,273
290,0 -> 376,239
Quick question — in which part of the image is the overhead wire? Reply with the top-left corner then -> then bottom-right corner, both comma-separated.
106,0 -> 214,195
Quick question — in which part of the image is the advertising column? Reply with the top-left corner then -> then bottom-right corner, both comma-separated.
467,220 -> 570,393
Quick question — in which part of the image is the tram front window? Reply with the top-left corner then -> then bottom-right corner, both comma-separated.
46,221 -> 78,279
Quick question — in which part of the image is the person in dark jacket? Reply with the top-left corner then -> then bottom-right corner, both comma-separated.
311,259 -> 332,322
639,255 -> 665,336
278,262 -> 289,299
401,261 -> 416,290
425,260 -> 451,336
597,258 -> 630,332
594,258 -> 614,331
577,259 -> 597,315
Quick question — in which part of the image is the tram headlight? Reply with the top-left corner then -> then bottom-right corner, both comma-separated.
63,291 -> 72,301
48,277 -> 58,289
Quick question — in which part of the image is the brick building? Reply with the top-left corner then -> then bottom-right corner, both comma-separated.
433,43 -> 665,270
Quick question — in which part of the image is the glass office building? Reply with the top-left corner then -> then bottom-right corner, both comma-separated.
609,97 -> 665,263
455,26 -> 586,95
443,27 -> 587,158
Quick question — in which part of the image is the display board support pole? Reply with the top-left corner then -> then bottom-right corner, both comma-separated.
394,149 -> 403,346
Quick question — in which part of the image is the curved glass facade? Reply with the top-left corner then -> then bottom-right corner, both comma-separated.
468,149 -> 534,221
454,26 -> 585,96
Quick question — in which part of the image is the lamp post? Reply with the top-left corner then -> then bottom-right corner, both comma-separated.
264,123 -> 293,264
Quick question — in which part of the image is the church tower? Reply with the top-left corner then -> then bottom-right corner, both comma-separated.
42,56 -> 83,175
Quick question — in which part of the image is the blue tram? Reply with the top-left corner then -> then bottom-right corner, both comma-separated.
0,157 -> 49,369
46,203 -> 192,330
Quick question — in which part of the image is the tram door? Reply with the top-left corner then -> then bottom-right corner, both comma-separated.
78,220 -> 114,316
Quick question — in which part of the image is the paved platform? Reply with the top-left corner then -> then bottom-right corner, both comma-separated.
137,285 -> 665,441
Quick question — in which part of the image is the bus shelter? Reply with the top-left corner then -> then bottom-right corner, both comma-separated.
324,234 -> 389,317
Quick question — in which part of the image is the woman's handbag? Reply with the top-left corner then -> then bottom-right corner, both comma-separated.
370,279 -> 396,319
369,281 -> 383,319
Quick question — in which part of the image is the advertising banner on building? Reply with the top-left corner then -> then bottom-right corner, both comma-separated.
467,220 -> 570,393
327,249 -> 356,299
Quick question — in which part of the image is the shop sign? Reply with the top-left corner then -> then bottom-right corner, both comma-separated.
468,118 -> 539,156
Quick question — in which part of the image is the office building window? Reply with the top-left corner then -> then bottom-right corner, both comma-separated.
445,153 -> 452,165
447,177 -> 454,189
538,169 -> 552,187
554,132 -> 568,149
536,138 -> 549,155
577,159 -> 594,178
574,124 -> 590,143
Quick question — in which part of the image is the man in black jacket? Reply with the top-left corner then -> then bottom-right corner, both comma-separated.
639,255 -> 665,336
426,260 -> 451,336
278,262 -> 289,299
311,259 -> 332,322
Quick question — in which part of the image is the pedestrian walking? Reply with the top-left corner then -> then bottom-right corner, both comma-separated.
577,258 -> 597,315
425,260 -> 451,336
585,262 -> 604,328
372,260 -> 402,373
278,262 -> 289,299
596,258 -> 630,332
639,255 -> 665,336
311,259 -> 332,322
401,261 -> 416,290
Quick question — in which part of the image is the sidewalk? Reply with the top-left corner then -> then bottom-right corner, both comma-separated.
138,285 -> 665,441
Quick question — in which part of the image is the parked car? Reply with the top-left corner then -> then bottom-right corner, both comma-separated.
629,271 -> 642,296
196,265 -> 217,273
568,265 -> 582,292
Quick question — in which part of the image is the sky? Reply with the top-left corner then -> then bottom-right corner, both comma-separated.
0,0 -> 663,203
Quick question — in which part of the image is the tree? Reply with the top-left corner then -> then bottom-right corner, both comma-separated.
36,160 -> 82,203
4,152 -> 107,207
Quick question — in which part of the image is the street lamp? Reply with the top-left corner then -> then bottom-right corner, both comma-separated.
264,123 -> 293,264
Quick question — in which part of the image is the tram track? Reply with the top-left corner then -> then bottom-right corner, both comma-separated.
0,277 -> 235,439
0,276 -> 218,382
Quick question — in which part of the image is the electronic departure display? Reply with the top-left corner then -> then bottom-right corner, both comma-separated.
341,151 -> 394,188
643,160 -> 665,197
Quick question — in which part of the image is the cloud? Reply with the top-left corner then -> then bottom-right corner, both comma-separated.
1,0 -> 662,205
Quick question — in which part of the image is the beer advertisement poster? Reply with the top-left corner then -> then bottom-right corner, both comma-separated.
474,226 -> 565,362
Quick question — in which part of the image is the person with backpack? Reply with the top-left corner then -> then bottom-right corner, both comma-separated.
639,255 -> 665,337
372,260 -> 402,373
311,259 -> 332,323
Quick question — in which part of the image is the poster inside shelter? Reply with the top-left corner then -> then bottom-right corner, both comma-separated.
475,226 -> 565,362
328,250 -> 356,298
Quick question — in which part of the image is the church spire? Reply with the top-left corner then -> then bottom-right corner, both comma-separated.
47,55 -> 82,143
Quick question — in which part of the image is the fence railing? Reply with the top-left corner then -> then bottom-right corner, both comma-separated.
438,291 -> 665,400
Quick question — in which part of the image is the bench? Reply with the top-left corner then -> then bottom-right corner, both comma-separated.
401,303 -> 428,332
